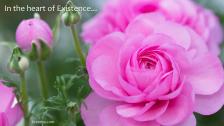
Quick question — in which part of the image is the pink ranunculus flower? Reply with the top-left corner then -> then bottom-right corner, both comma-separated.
82,0 -> 223,55
16,18 -> 53,51
81,13 -> 224,126
0,81 -> 23,126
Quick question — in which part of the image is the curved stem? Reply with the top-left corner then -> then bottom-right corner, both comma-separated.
20,72 -> 29,126
37,61 -> 48,100
70,25 -> 86,67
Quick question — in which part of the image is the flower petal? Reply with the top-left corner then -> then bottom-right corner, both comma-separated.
92,55 -> 127,97
126,13 -> 165,37
185,53 -> 224,95
116,102 -> 154,118
194,85 -> 224,115
6,103 -> 23,126
87,32 -> 126,100
134,101 -> 169,121
81,92 -> 116,126
100,106 -> 160,126
0,83 -> 14,112
81,92 -> 160,126
81,15 -> 114,44
154,21 -> 191,50
0,113 -> 9,126
174,114 -> 196,126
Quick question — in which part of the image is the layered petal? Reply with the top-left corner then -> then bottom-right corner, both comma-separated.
84,2 -> 224,126
156,84 -> 194,125
87,32 -> 125,100
134,101 -> 169,121
81,93 -> 160,126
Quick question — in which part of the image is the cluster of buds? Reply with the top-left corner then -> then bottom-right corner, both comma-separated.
6,13 -> 54,126
8,13 -> 54,74
4,1 -> 83,125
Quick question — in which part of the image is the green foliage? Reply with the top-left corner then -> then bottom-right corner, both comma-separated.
31,65 -> 90,126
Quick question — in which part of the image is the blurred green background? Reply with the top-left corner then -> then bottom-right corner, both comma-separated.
0,0 -> 224,126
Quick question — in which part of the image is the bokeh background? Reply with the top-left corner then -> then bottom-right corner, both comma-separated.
0,0 -> 224,126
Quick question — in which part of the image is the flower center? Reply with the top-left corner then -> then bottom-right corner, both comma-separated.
138,54 -> 157,69
137,47 -> 159,70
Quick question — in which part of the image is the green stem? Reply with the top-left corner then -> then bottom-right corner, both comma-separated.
70,25 -> 86,67
20,72 -> 29,126
37,61 -> 48,100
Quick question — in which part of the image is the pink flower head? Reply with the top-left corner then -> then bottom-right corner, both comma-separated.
0,81 -> 23,126
81,14 -> 224,126
82,0 -> 223,55
16,18 -> 53,51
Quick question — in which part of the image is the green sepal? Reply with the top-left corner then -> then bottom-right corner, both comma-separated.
28,43 -> 38,61
3,81 -> 18,88
8,47 -> 22,73
8,47 -> 28,74
27,40 -> 52,61
39,40 -> 52,60
13,47 -> 23,55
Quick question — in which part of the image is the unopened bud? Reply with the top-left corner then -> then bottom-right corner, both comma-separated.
16,18 -> 53,51
34,13 -> 40,19
8,47 -> 30,74
62,2 -> 81,26
18,56 -> 29,72
62,11 -> 81,26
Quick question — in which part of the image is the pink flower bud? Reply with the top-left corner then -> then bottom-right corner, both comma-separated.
0,81 -> 23,126
16,18 -> 53,51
